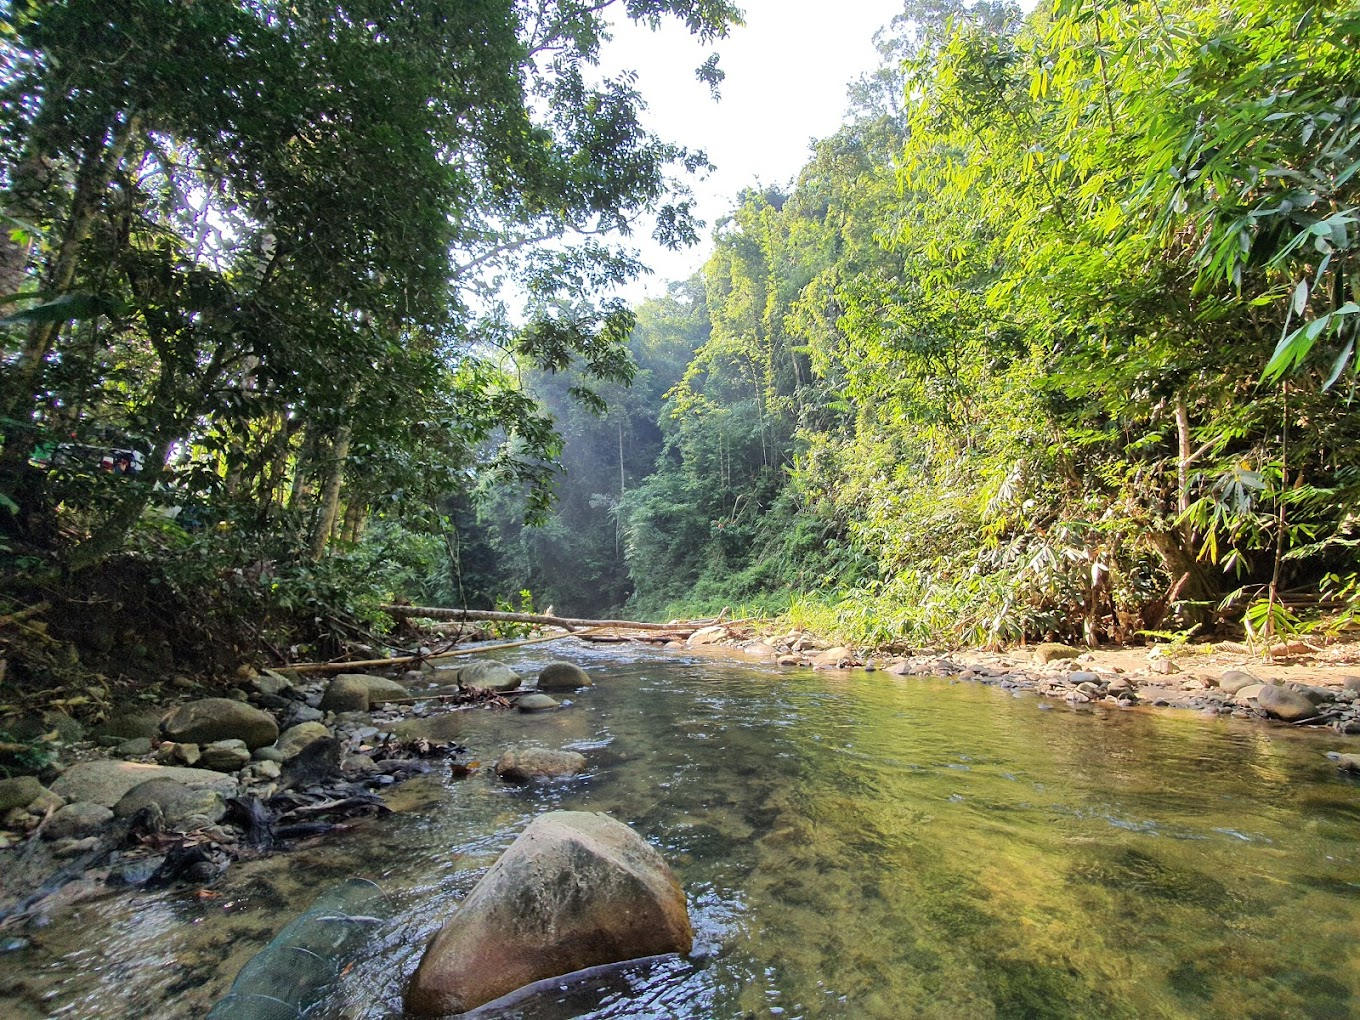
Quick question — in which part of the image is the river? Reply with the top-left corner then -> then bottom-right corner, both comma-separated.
6,645 -> 1360,1019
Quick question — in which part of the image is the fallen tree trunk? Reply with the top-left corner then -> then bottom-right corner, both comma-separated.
381,605 -> 724,632
286,630 -> 586,674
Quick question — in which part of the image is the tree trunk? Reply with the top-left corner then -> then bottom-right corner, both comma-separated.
309,417 -> 354,561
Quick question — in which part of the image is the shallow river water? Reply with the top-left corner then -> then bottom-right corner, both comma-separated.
6,645 -> 1360,1019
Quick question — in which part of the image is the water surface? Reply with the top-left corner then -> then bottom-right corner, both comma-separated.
6,646 -> 1360,1019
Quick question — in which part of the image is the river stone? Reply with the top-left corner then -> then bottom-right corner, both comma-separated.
405,811 -> 693,1016
1327,752 -> 1360,773
43,802 -> 112,840
50,760 -> 237,808
96,710 -> 165,741
741,641 -> 778,661
1219,670 -> 1262,695
320,674 -> 410,712
1234,683 -> 1266,705
275,721 -> 332,759
161,698 -> 279,749
810,646 -> 854,668
117,737 -> 153,757
1256,683 -> 1318,722
1344,676 -> 1360,693
157,741 -> 201,766
536,661 -> 591,691
1033,643 -> 1079,664
494,747 -> 586,782
1068,671 -> 1101,685
516,693 -> 560,713
252,669 -> 295,697
114,778 -> 228,827
199,739 -> 251,771
0,776 -> 47,812
686,624 -> 728,647
459,661 -> 523,693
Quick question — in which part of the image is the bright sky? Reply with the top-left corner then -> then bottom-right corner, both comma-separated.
602,0 -> 909,300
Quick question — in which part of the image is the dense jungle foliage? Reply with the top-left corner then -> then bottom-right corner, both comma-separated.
469,0 -> 1360,648
2,0 -> 1359,681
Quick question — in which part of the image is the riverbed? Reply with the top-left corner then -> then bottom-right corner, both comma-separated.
5,644 -> 1360,1019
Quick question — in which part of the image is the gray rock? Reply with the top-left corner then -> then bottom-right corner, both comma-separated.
0,776 -> 47,812
1326,751 -> 1360,773
494,747 -> 586,782
1256,683 -> 1318,722
1291,683 -> 1335,705
275,721 -> 331,759
252,669 -> 296,697
161,698 -> 279,749
516,693 -> 560,713
43,802 -> 113,840
459,661 -> 523,693
198,739 -> 251,772
1068,671 -> 1101,685
117,737 -> 153,757
156,741 -> 201,766
536,661 -> 591,691
114,778 -> 228,827
50,760 -> 237,808
405,811 -> 691,1016
252,746 -> 286,763
96,710 -> 166,741
1218,670 -> 1261,695
1344,676 -> 1360,693
319,674 -> 410,713
282,703 -> 325,726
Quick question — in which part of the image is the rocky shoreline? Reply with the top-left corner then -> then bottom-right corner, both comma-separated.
677,623 -> 1360,736
0,658 -> 596,932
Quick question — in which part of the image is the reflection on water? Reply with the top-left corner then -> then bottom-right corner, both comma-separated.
4,646 -> 1360,1020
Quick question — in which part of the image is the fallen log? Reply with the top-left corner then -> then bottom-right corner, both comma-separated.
284,629 -> 585,674
381,605 -> 720,632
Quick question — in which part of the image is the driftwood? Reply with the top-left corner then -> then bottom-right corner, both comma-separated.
285,629 -> 585,675
381,604 -> 726,632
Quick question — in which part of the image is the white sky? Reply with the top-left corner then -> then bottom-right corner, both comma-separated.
601,0 -> 909,300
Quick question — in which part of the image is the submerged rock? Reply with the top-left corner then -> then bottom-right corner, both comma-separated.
114,778 -> 228,828
494,747 -> 585,782
161,698 -> 279,749
405,810 -> 693,1016
516,693 -> 560,713
536,661 -> 591,691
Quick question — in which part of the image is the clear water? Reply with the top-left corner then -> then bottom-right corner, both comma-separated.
5,645 -> 1360,1020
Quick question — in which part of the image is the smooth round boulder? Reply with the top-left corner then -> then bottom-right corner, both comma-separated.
275,721 -> 331,759
320,674 -> 409,713
50,760 -> 237,808
161,698 -> 279,749
1218,670 -> 1261,695
516,693 -> 560,713
114,778 -> 227,828
43,802 -> 112,840
198,739 -> 251,772
536,661 -> 591,691
494,747 -> 586,782
0,776 -> 47,813
1256,683 -> 1317,722
459,660 -> 523,693
405,811 -> 693,1016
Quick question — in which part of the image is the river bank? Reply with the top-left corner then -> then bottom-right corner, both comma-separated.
665,621 -> 1360,733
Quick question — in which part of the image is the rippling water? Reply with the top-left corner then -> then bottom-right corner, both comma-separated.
6,645 -> 1360,1019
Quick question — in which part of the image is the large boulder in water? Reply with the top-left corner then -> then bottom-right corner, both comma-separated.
50,760 -> 236,808
405,811 -> 693,1016
458,660 -> 522,693
535,661 -> 590,691
161,698 -> 279,749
